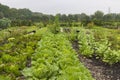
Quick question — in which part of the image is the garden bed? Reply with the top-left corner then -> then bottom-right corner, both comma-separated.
72,40 -> 120,80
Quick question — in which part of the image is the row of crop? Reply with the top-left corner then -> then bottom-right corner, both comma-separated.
0,26 -> 28,44
77,28 -> 120,64
92,27 -> 120,50
0,26 -> 40,45
0,30 -> 41,79
22,32 -> 94,80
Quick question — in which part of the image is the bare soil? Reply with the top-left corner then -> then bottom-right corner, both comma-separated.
72,40 -> 120,80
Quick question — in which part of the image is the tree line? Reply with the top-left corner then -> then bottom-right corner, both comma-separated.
0,3 -> 120,29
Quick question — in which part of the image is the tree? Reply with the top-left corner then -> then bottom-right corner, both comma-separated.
80,13 -> 90,26
0,3 -> 10,17
0,18 -> 11,29
48,14 -> 60,34
92,11 -> 104,26
68,14 -> 74,22
103,13 -> 117,22
54,14 -> 60,27
0,12 -> 4,19
94,11 -> 104,20
60,14 -> 68,23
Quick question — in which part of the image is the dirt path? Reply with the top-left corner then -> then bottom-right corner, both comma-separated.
72,40 -> 120,80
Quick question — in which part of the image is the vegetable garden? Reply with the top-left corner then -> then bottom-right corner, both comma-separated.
0,25 -> 120,80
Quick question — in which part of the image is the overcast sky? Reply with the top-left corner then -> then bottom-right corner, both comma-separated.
0,0 -> 120,15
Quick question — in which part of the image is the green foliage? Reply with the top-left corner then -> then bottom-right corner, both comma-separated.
78,29 -> 94,57
107,32 -> 120,50
87,22 -> 94,29
54,14 -> 60,27
35,22 -> 44,28
0,12 -> 4,19
76,27 -> 120,64
0,18 -> 11,29
94,39 -> 108,54
48,14 -> 60,34
92,28 -> 107,41
103,49 -> 120,64
22,32 -> 94,80
0,26 -> 43,79
0,75 -> 11,80
66,28 -> 77,41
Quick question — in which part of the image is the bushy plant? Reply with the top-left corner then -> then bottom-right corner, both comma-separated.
48,15 -> 60,34
35,22 -> 44,28
0,18 -> 11,29
78,29 -> 94,57
87,22 -> 94,29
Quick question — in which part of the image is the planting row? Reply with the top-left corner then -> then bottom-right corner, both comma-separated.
0,28 -> 42,80
77,28 -> 120,64
22,32 -> 94,80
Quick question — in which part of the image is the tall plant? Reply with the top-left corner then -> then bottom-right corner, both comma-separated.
51,14 -> 60,34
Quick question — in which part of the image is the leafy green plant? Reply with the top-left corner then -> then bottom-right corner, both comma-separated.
78,29 -> 94,57
0,75 -> 11,80
22,32 -> 94,80
0,26 -> 43,79
103,49 -> 120,64
75,27 -> 120,64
